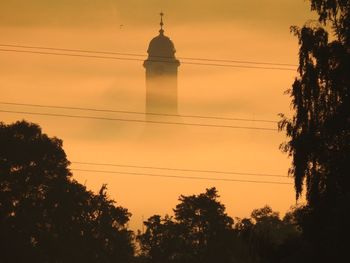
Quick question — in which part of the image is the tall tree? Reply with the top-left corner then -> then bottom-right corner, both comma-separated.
0,121 -> 134,263
279,0 -> 350,260
137,188 -> 236,263
173,188 -> 235,263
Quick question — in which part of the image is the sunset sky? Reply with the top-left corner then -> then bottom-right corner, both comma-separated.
0,0 -> 315,230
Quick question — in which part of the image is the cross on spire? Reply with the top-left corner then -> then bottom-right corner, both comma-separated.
159,11 -> 164,34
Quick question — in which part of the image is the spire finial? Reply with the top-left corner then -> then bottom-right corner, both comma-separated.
159,11 -> 164,35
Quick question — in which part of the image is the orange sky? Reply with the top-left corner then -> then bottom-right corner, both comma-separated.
0,0 -> 313,230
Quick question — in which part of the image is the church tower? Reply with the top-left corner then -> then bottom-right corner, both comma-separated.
143,13 -> 180,115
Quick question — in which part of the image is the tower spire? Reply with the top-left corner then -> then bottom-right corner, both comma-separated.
144,12 -> 180,116
159,11 -> 164,35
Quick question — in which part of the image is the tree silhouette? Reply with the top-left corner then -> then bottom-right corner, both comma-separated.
137,215 -> 185,263
0,121 -> 134,263
137,189 -> 303,263
137,188 -> 236,263
235,206 -> 301,263
174,188 -> 235,263
279,0 -> 350,260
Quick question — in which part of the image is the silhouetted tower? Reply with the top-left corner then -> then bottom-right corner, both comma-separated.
143,13 -> 180,115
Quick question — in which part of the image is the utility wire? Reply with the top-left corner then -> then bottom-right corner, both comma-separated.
0,48 -> 296,71
0,48 -> 143,62
0,43 -> 298,67
0,102 -> 278,124
72,161 -> 288,178
71,168 -> 292,185
0,109 -> 277,131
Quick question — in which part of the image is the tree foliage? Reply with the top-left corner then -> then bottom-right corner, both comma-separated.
173,187 -> 235,263
137,188 -> 236,263
0,121 -> 134,263
137,215 -> 185,263
137,190 -> 300,263
279,0 -> 350,260
235,206 -> 301,263
280,1 -> 350,203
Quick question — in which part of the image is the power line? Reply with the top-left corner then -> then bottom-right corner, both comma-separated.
0,44 -> 145,58
0,48 -> 296,71
72,161 -> 288,178
71,168 -> 293,185
0,43 -> 298,67
0,48 -> 143,62
0,102 -> 278,124
0,109 -> 277,131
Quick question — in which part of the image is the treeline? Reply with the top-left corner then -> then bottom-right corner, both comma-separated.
1,121 -> 306,263
136,189 -> 302,263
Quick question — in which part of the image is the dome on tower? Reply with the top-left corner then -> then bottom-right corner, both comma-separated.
144,12 -> 179,64
147,31 -> 176,59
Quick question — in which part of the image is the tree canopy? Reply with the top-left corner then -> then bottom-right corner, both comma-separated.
137,189 -> 300,263
137,188 -> 236,263
0,121 -> 134,263
279,0 -> 350,260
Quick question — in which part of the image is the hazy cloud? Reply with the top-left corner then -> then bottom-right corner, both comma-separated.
1,0 -> 312,30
